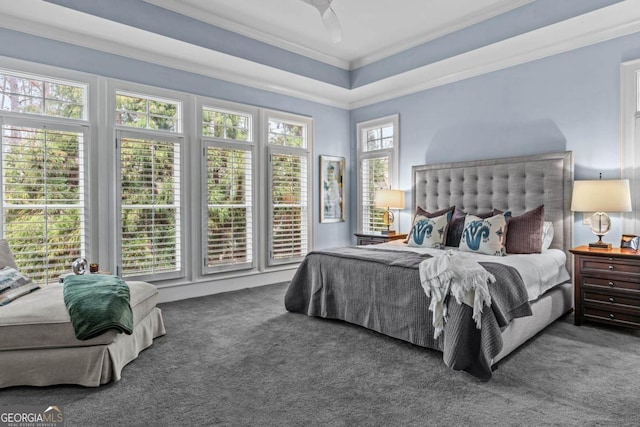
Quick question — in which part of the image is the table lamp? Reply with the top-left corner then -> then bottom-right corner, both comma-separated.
374,189 -> 405,235
571,178 -> 632,248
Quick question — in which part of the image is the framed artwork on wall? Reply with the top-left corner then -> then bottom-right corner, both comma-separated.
320,155 -> 345,223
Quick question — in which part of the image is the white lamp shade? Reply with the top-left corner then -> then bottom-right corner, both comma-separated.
571,179 -> 632,212
374,189 -> 405,209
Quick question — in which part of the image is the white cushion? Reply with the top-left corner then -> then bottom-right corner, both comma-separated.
0,280 -> 159,351
407,211 -> 451,249
542,221 -> 554,251
0,240 -> 18,270
459,212 -> 508,256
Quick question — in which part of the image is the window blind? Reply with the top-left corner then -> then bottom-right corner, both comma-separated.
119,134 -> 181,277
206,145 -> 253,270
1,124 -> 86,284
270,152 -> 308,262
361,155 -> 389,233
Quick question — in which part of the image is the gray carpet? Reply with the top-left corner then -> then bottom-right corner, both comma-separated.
3,282 -> 640,426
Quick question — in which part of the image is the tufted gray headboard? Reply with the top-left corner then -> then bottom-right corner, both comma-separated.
412,151 -> 573,271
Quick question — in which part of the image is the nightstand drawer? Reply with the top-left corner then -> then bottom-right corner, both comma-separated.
582,276 -> 640,292
581,257 -> 640,276
358,238 -> 382,245
584,291 -> 640,309
584,306 -> 640,326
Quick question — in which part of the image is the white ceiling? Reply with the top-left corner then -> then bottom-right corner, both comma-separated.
142,0 -> 534,69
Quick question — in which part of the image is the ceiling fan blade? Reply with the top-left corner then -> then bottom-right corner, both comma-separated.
301,0 -> 342,43
322,6 -> 342,43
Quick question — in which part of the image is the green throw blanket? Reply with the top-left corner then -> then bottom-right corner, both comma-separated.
63,275 -> 133,340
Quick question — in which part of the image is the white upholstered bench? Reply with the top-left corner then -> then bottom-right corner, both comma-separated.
0,280 -> 165,388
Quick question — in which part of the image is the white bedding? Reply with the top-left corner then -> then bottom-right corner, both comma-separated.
368,242 -> 571,301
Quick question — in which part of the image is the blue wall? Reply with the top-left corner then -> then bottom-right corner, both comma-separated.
0,28 -> 353,250
3,0 -> 640,250
351,32 -> 640,246
351,0 -> 622,88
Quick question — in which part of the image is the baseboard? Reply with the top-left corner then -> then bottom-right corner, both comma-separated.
156,269 -> 296,303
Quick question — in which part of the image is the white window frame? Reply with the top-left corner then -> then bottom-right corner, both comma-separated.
621,59 -> 640,235
263,110 -> 313,267
198,98 -> 258,274
356,114 -> 400,233
0,61 -> 94,284
110,83 -> 187,282
0,116 -> 90,283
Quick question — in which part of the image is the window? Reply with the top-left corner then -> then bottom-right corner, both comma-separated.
115,91 -> 183,280
356,115 -> 399,233
621,61 -> 640,234
202,105 -> 255,273
0,70 -> 87,120
0,70 -> 88,284
266,113 -> 312,265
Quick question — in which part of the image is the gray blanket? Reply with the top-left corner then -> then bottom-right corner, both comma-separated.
284,246 -> 532,380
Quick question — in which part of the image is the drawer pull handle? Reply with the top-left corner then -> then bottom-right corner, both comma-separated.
609,297 -> 615,303
608,265 -> 614,270
608,282 -> 614,287
609,313 -> 615,319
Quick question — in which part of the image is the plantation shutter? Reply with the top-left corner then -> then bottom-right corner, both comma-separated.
1,122 -> 87,284
361,156 -> 389,233
205,143 -> 253,271
269,150 -> 309,264
117,131 -> 182,278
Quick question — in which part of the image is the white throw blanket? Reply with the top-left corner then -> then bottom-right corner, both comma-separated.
418,250 -> 495,338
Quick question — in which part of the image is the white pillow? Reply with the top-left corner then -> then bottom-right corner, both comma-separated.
542,221 -> 554,251
407,211 -> 451,249
459,212 -> 508,256
0,239 -> 18,270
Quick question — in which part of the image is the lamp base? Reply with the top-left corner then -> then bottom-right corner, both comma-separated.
381,230 -> 396,236
589,234 -> 611,249
588,242 -> 612,249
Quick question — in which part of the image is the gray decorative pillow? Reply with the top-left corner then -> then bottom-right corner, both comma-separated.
459,212 -> 509,256
505,205 -> 545,254
0,239 -> 18,270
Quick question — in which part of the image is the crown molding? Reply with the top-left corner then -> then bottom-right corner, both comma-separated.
141,0 -> 351,70
0,1 -> 353,108
347,0 -> 640,109
0,1 -> 639,111
349,0 -> 534,70
142,0 -> 533,71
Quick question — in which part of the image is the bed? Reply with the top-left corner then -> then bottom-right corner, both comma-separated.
285,151 -> 574,379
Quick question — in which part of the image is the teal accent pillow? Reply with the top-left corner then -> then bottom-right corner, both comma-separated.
407,211 -> 452,249
459,212 -> 509,256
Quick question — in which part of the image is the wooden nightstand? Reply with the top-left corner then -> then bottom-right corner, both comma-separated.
354,232 -> 407,246
570,245 -> 640,330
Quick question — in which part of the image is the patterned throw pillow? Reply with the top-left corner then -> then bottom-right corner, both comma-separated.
459,212 -> 509,256
0,266 -> 40,306
404,206 -> 455,244
407,211 -> 452,249
445,208 -> 503,247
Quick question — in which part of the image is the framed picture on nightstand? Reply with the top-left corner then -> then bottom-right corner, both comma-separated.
620,234 -> 639,250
